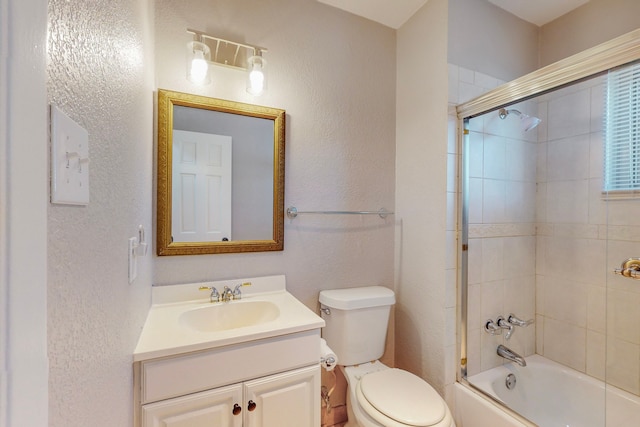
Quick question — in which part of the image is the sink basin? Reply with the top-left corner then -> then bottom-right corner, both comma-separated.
134,276 -> 327,361
180,300 -> 280,332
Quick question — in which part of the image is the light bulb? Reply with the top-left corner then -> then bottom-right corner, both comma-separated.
190,51 -> 209,84
186,40 -> 210,85
246,55 -> 267,95
249,68 -> 265,95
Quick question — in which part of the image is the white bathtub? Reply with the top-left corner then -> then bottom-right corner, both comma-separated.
456,355 -> 640,427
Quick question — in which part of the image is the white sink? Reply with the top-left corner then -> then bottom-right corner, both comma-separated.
180,300 -> 280,332
133,275 -> 325,361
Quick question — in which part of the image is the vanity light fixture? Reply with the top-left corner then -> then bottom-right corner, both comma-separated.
186,29 -> 268,95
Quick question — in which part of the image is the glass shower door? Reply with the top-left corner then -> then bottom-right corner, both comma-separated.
457,29 -> 640,425
461,71 -> 614,426
602,60 -> 640,426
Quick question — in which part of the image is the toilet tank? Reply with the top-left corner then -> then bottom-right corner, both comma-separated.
319,286 -> 395,366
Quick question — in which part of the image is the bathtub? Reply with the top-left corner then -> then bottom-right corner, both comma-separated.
455,355 -> 640,427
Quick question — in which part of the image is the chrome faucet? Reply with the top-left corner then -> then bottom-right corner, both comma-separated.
497,344 -> 527,367
485,314 -> 534,340
199,285 -> 220,303
221,286 -> 234,302
232,282 -> 252,300
201,281 -> 252,303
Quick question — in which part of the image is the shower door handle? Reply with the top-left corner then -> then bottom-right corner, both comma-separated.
614,258 -> 640,279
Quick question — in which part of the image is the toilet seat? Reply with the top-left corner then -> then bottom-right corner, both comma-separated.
355,368 -> 446,427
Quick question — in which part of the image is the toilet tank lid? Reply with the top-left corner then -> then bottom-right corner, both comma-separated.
319,286 -> 395,310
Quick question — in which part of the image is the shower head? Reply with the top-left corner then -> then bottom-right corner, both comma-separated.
498,108 -> 541,131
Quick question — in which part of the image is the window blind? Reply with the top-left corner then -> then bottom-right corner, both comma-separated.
604,62 -> 640,193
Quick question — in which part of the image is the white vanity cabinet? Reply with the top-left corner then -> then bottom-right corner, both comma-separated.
133,277 -> 326,427
134,330 -> 321,427
142,383 -> 243,427
243,365 -> 320,427
142,365 -> 319,427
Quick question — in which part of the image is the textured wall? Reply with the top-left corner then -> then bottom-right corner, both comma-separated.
396,0 -> 450,397
448,0 -> 539,82
540,0 -> 640,67
46,0 -> 154,426
153,0 -> 396,311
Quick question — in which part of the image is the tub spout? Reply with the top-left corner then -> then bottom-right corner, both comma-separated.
497,344 -> 526,367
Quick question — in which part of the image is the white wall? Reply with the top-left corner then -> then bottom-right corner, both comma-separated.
540,0 -> 640,67
448,0 -> 538,82
395,0 -> 450,397
46,1 -> 154,426
153,0 -> 396,311
449,0 -> 640,80
1,0 -> 49,426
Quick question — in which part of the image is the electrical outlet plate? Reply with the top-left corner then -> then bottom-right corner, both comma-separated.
50,105 -> 90,205
128,237 -> 137,283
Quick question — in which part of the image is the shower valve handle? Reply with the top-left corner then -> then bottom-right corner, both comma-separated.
507,314 -> 534,327
484,319 -> 502,335
496,316 -> 514,339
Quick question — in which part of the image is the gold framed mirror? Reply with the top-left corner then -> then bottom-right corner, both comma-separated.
156,89 -> 285,255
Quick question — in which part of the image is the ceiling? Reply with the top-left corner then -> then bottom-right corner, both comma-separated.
317,0 -> 590,29
487,0 -> 590,27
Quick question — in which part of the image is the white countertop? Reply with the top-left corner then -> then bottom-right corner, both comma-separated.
133,275 -> 325,362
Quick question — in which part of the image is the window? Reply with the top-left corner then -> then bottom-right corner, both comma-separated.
604,61 -> 640,194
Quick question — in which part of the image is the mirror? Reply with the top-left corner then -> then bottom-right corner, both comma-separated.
157,89 -> 285,255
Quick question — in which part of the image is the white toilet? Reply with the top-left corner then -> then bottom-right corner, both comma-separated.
319,286 -> 455,427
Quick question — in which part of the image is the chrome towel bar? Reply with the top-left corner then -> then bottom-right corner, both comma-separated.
286,206 -> 393,220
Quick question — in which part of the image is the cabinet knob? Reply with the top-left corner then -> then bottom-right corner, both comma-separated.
247,400 -> 257,411
232,403 -> 242,415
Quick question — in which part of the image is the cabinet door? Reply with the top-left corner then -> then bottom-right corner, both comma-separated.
142,383 -> 243,427
244,365 -> 320,427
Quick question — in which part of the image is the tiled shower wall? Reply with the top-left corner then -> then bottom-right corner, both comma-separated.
536,75 -> 640,396
535,77 -> 607,379
453,64 -> 640,396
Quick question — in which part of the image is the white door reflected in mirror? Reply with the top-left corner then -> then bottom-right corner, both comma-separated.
172,130 -> 232,242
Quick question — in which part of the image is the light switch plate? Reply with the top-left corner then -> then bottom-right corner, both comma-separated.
51,105 -> 90,205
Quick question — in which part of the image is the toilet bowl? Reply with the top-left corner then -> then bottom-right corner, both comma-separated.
319,286 -> 456,427
341,361 -> 455,427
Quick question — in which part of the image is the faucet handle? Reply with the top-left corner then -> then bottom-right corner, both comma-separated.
508,314 -> 534,327
496,316 -> 515,340
199,285 -> 220,303
484,319 -> 502,335
232,282 -> 252,300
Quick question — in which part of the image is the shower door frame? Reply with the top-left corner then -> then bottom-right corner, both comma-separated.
455,27 -> 640,403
